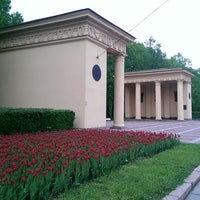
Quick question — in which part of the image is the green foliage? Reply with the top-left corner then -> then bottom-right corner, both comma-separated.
189,68 -> 200,115
55,143 -> 200,200
106,56 -> 115,119
171,52 -> 192,67
0,108 -> 75,135
0,0 -> 23,28
125,36 -> 191,72
126,42 -> 151,71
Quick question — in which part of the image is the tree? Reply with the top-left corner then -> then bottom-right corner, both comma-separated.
125,37 -> 175,73
0,0 -> 23,28
106,56 -> 115,119
106,36 -> 200,118
125,37 -> 192,71
171,53 -> 192,68
144,36 -> 168,69
125,42 -> 151,71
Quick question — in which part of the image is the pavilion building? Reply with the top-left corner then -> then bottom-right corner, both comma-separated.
124,68 -> 194,120
0,8 -> 135,128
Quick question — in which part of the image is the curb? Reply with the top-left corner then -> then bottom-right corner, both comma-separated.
162,165 -> 200,200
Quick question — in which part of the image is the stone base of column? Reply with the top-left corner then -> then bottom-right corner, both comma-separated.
135,118 -> 141,121
110,125 -> 125,129
155,117 -> 162,120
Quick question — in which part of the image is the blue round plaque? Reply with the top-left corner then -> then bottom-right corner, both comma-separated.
92,64 -> 101,81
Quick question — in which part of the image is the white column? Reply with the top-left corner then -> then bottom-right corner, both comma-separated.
135,82 -> 141,119
155,81 -> 162,120
113,55 -> 125,128
177,80 -> 184,120
186,82 -> 192,119
125,86 -> 131,118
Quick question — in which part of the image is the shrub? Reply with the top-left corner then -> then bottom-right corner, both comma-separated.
0,108 -> 75,135
192,111 -> 200,119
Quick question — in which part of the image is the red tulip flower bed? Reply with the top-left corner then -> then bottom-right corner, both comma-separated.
0,129 -> 179,200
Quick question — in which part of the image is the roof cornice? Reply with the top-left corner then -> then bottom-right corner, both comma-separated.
0,8 -> 135,54
125,68 -> 194,84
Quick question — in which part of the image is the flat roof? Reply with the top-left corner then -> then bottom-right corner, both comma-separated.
0,8 -> 136,42
125,68 -> 194,84
0,8 -> 135,54
125,68 -> 194,77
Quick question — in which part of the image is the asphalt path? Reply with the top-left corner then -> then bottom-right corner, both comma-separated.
106,120 -> 200,144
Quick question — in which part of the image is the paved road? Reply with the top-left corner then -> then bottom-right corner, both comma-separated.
106,120 -> 200,144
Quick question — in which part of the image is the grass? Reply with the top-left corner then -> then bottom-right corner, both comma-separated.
54,143 -> 200,200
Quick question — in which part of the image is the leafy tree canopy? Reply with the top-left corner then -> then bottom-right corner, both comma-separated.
0,0 -> 23,28
125,36 -> 192,72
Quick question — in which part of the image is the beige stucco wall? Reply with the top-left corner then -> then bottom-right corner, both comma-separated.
169,82 -> 177,118
125,85 -> 135,118
84,41 -> 107,128
161,82 -> 177,118
0,9 -> 136,128
0,39 -> 106,128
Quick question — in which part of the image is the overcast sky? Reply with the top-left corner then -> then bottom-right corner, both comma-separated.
11,0 -> 200,69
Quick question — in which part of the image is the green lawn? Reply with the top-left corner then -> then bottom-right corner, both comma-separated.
54,143 -> 200,200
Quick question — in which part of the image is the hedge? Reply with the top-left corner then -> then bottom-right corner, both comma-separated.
192,111 -> 200,119
0,108 -> 75,135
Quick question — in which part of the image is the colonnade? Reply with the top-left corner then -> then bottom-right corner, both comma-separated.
125,80 -> 192,120
113,66 -> 193,128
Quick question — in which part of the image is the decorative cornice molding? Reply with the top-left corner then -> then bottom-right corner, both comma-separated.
125,75 -> 192,84
124,68 -> 193,84
0,23 -> 126,53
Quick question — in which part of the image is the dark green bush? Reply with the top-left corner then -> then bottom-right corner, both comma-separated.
192,111 -> 200,119
0,108 -> 75,135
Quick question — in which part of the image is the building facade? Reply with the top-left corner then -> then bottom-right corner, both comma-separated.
125,68 -> 194,120
0,9 -> 135,128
